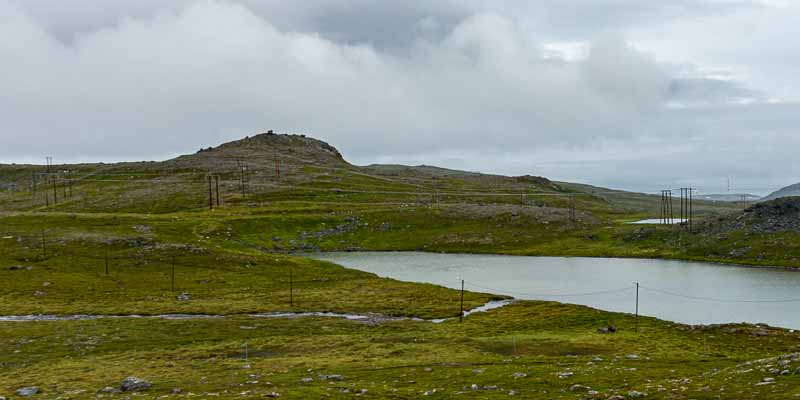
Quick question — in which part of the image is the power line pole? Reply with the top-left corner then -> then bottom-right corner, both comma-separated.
41,229 -> 46,257
667,190 -> 675,225
634,282 -> 640,333
459,279 -> 465,323
689,188 -> 693,233
207,175 -> 213,210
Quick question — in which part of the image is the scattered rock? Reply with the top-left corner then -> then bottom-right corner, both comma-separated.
512,372 -> 527,379
8,265 -> 32,271
557,371 -> 574,378
16,387 -> 39,397
470,384 -> 479,390
508,390 -> 517,396
176,292 -> 192,301
570,384 -> 591,392
318,374 -> 343,381
120,376 -> 151,392
300,377 -> 313,383
597,325 -> 617,334
33,290 -> 46,297
627,390 -> 647,398
626,354 -> 640,360
97,387 -> 120,394
265,392 -> 280,398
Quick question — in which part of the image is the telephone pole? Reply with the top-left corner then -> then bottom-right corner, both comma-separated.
634,282 -> 640,333
459,279 -> 465,323
207,175 -> 214,210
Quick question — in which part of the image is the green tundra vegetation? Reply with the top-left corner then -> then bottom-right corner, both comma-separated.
2,132 -> 800,398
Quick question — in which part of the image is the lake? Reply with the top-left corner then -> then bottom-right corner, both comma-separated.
310,252 -> 800,329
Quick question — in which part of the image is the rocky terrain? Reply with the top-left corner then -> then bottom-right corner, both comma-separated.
710,197 -> 800,234
761,182 -> 800,202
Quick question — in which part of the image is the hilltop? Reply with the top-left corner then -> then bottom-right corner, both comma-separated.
762,182 -> 800,202
0,132 -> 606,214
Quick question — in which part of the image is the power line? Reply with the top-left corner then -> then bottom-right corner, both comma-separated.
639,285 -> 800,304
464,282 -> 632,298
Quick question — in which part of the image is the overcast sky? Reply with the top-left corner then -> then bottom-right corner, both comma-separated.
1,0 -> 798,194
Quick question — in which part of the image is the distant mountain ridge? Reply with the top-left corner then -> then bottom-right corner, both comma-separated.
762,183 -> 800,202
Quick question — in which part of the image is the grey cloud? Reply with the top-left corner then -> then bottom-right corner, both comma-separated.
1,0 -> 797,195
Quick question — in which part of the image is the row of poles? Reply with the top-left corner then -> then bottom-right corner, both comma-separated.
659,188 -> 694,231
26,157 -> 282,209
34,231 -> 298,305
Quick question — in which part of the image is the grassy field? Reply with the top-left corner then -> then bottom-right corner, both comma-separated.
3,134 -> 800,398
4,302 -> 800,398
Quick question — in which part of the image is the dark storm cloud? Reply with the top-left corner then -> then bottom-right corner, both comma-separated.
1,0 -> 798,193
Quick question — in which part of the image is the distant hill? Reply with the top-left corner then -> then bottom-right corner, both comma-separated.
707,197 -> 800,234
761,183 -> 800,202
696,193 -> 761,202
0,131 -> 738,216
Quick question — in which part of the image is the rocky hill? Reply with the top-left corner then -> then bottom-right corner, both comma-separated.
762,182 -> 800,202
166,131 -> 350,172
711,197 -> 800,234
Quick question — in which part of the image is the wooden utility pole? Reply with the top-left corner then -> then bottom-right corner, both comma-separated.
207,175 -> 213,210
667,190 -> 675,225
41,229 -> 46,257
275,158 -> 281,180
689,188 -> 693,233
459,279 -> 465,323
634,282 -> 640,333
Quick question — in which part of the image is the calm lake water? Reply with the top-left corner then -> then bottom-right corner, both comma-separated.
310,252 -> 800,329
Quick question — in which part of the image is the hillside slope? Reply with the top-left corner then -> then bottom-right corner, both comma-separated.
762,182 -> 800,201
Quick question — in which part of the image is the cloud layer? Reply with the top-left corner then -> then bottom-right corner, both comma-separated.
1,0 -> 798,194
